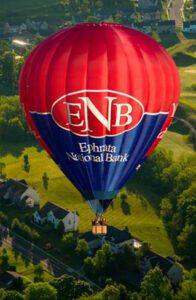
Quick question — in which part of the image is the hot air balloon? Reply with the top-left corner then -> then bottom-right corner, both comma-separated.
19,23 -> 180,235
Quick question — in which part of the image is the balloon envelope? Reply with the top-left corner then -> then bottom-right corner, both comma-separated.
19,23 -> 180,214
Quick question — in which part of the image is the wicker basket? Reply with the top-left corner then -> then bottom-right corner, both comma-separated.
92,225 -> 107,235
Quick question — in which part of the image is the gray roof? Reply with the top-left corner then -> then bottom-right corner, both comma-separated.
82,231 -> 99,242
105,226 -> 132,244
82,226 -> 132,244
38,201 -> 79,219
142,250 -> 174,273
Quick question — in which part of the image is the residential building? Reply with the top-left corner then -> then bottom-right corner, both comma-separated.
158,20 -> 176,33
0,179 -> 39,208
183,21 -> 196,33
133,22 -> 152,34
140,250 -> 183,285
138,0 -> 159,11
82,226 -> 142,253
33,201 -> 79,232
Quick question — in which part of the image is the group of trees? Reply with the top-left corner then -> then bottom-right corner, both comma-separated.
84,243 -> 138,284
11,218 -> 40,243
0,268 -> 195,300
61,232 -> 89,257
0,95 -> 33,142
136,149 -> 196,261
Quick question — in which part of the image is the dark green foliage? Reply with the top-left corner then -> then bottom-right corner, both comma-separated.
137,149 -> 196,261
84,243 -> 138,282
51,274 -> 92,300
34,264 -> 44,282
0,211 -> 8,225
11,218 -> 40,243
0,248 -> 9,272
56,220 -> 65,236
1,290 -> 24,300
24,282 -> 57,300
0,96 -> 33,142
140,267 -> 174,300
76,238 -> 89,257
61,232 -> 77,251
42,172 -> 49,190
23,154 -> 30,173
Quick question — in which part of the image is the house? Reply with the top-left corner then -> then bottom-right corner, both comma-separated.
140,250 -> 183,285
33,201 -> 79,232
133,22 -> 152,34
183,21 -> 196,33
0,271 -> 22,289
40,21 -> 48,32
1,179 -> 39,208
82,226 -> 142,253
158,20 -> 176,33
138,0 -> 159,11
142,8 -> 161,21
81,231 -> 101,250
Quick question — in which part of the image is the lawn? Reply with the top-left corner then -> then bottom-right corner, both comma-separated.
0,144 -> 177,256
0,247 -> 54,282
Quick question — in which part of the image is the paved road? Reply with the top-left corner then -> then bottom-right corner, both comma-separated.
0,227 -> 100,291
168,0 -> 185,27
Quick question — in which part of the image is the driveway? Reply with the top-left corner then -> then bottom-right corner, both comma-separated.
168,0 -> 184,27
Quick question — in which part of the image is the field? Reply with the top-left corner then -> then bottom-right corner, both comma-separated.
0,142 -> 188,257
0,247 -> 54,282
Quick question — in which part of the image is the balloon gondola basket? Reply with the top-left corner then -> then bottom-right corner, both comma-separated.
92,224 -> 107,235
92,215 -> 107,235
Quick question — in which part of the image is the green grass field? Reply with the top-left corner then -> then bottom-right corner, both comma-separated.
0,247 -> 54,282
0,144 -> 178,256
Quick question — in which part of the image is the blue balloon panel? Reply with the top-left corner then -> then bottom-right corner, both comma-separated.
31,113 -> 167,213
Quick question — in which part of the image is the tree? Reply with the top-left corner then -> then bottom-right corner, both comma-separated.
177,224 -> 196,259
0,248 -> 9,272
0,211 -> 8,225
56,220 -> 65,236
76,239 -> 89,257
42,172 -> 49,190
34,264 -> 44,282
160,198 -> 173,221
1,51 -> 17,94
140,267 -> 174,300
11,218 -> 21,232
175,279 -> 196,300
0,162 -> 6,178
24,282 -> 57,300
1,291 -> 24,300
100,285 -> 120,300
23,154 -> 30,172
73,280 -> 93,299
51,275 -> 75,300
84,256 -> 95,276
61,233 -> 77,251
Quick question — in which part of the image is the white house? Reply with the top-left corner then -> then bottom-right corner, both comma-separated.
33,201 -> 79,232
140,250 -> 183,285
2,179 -> 39,208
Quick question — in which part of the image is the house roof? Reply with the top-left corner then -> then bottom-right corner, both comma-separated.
142,250 -> 174,273
183,21 -> 196,27
82,231 -> 100,242
158,20 -> 176,26
38,201 -> 79,219
0,271 -> 21,287
105,226 -> 132,244
5,179 -> 28,196
18,179 -> 28,186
